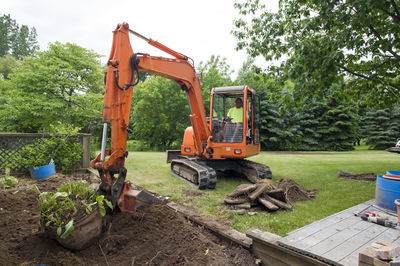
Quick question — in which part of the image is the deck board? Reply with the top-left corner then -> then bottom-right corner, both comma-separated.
339,227 -> 400,266
278,200 -> 400,265
299,215 -> 364,251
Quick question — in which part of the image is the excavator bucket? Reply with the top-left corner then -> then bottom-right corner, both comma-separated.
117,182 -> 158,213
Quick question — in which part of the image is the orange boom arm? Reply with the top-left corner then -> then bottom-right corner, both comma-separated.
91,22 -> 211,212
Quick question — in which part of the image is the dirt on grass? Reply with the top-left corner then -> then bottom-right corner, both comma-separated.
276,179 -> 317,202
0,173 -> 258,265
337,171 -> 377,181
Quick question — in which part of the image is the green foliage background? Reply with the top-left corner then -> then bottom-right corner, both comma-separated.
1,10 -> 399,154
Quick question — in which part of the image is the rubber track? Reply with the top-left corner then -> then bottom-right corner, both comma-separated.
171,158 -> 217,189
237,159 -> 272,181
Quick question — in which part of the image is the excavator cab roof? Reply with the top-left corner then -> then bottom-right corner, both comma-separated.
212,85 -> 255,96
213,86 -> 246,94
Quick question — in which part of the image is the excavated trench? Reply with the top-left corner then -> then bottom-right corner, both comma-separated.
0,172 -> 257,265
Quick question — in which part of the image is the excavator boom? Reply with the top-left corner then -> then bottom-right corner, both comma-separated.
91,22 -> 214,212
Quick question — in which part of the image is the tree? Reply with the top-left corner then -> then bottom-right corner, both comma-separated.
198,55 -> 233,113
363,107 -> 400,149
297,101 -> 321,151
0,42 -> 103,133
0,14 -> 39,59
259,99 -> 283,150
0,54 -> 19,79
131,76 -> 190,150
316,95 -> 359,151
233,0 -> 400,106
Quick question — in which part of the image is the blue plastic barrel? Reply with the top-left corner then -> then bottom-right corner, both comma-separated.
387,170 -> 400,176
376,175 -> 400,211
29,162 -> 55,179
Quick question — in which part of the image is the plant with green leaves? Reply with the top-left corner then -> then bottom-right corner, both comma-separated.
0,42 -> 103,133
363,106 -> 400,149
0,13 -> 39,59
17,135 -> 82,171
131,76 -> 190,150
0,168 -> 18,189
38,180 -> 112,239
233,0 -> 400,107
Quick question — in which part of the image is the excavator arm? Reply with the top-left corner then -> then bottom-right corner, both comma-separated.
134,54 -> 210,156
91,22 -> 211,213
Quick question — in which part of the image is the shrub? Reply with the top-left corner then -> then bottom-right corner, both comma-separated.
18,135 -> 82,171
38,180 -> 112,239
0,168 -> 18,189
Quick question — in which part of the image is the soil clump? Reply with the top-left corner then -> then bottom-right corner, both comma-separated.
276,179 -> 317,202
337,171 -> 377,181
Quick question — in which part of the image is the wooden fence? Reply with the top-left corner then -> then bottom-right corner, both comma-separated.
0,133 -> 91,174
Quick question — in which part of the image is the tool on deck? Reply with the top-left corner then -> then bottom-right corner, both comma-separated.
360,213 -> 396,228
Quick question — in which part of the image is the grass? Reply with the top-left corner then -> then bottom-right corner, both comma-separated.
124,145 -> 399,236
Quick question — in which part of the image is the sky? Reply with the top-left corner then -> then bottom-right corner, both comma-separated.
1,0 -> 278,78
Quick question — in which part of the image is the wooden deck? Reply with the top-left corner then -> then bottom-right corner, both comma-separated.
278,200 -> 400,265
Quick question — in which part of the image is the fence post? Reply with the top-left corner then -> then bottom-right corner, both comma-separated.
80,134 -> 91,168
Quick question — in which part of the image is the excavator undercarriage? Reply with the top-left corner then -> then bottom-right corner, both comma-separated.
169,153 -> 272,189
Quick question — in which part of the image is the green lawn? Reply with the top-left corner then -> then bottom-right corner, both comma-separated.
124,146 -> 399,236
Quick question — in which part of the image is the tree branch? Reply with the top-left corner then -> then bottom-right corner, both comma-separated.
367,25 -> 400,61
392,0 -> 400,18
340,65 -> 400,91
353,59 -> 393,72
377,6 -> 400,24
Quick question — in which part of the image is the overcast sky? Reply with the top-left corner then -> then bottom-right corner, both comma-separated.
1,0 -> 278,77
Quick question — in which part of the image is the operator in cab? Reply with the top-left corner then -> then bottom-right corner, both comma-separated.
224,98 -> 244,142
227,98 -> 244,123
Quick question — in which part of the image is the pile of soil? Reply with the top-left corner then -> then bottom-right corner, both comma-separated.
0,173 -> 258,265
276,179 -> 317,202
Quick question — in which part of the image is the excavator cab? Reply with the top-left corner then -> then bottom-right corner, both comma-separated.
172,85 -> 270,189
179,85 -> 261,160
210,86 -> 260,147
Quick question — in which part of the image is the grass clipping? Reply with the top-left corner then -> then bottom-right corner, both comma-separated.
38,180 -> 112,239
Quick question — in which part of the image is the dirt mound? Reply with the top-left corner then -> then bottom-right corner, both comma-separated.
276,179 -> 317,202
337,171 -> 376,181
0,174 -> 257,265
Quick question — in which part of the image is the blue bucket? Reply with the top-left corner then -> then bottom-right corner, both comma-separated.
387,170 -> 400,176
376,175 -> 400,211
29,162 -> 56,179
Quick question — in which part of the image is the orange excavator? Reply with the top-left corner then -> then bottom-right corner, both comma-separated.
91,22 -> 271,213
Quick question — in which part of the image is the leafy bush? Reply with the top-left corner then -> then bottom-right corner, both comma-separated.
126,140 -> 151,151
38,180 -> 112,239
17,135 -> 82,171
0,168 -> 18,189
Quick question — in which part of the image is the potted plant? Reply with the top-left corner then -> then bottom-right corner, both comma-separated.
39,180 -> 113,250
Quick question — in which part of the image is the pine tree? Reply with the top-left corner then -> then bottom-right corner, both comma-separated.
259,97 -> 283,150
317,96 -> 359,151
364,107 -> 400,149
297,100 -> 321,151
0,14 -> 39,59
278,107 -> 302,151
